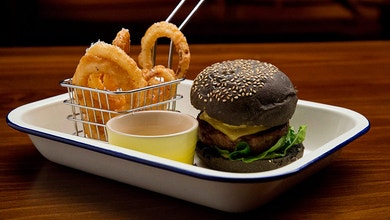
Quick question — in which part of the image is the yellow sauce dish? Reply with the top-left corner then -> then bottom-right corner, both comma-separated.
106,110 -> 198,164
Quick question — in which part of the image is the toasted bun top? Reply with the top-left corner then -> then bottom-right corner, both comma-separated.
190,59 -> 298,126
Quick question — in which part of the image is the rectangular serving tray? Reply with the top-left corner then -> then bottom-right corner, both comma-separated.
7,79 -> 370,212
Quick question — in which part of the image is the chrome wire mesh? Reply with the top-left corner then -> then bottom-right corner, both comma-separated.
60,78 -> 184,141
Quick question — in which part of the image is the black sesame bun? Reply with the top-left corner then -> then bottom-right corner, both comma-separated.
190,59 -> 305,173
191,59 -> 297,127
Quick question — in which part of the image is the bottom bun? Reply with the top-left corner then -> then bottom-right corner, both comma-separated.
196,143 -> 304,173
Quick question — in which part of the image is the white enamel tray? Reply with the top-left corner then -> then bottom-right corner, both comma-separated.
7,79 -> 370,212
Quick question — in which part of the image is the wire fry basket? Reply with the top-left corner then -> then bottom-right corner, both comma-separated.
60,0 -> 204,142
60,78 -> 184,141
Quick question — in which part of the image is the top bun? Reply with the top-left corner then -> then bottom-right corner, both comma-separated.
190,59 -> 298,126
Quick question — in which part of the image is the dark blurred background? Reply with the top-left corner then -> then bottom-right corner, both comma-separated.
1,0 -> 389,46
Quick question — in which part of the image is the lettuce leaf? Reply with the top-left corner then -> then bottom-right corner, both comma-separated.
217,125 -> 307,163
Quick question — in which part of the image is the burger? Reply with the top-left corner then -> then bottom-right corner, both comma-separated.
190,59 -> 306,173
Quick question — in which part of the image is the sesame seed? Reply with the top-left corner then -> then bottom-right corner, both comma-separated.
193,59 -> 279,104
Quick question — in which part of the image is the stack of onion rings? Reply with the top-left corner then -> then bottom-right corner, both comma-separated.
71,21 -> 190,141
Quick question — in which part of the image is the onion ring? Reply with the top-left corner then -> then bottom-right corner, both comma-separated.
73,41 -> 146,91
138,21 -> 190,79
72,41 -> 147,140
142,65 -> 177,109
112,28 -> 131,55
143,65 -> 176,83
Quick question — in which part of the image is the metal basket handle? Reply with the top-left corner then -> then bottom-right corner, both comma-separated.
152,0 -> 205,68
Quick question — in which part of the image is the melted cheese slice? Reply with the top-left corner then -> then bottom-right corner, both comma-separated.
199,112 -> 269,141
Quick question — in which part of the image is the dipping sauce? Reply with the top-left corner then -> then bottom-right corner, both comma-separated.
106,110 -> 198,164
122,125 -> 186,136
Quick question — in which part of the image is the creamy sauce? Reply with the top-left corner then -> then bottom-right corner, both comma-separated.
123,125 -> 183,136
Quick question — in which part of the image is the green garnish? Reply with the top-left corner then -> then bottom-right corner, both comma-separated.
217,125 -> 307,163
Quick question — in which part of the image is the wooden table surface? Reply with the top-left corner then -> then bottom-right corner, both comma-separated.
1,41 -> 389,219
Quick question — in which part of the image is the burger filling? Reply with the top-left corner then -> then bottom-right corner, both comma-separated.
197,112 -> 306,163
199,112 -> 269,140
